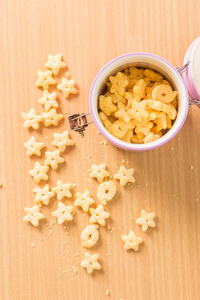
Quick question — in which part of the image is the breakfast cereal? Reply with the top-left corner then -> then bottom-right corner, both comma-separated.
44,149 -> 64,170
57,78 -> 78,99
121,230 -> 143,251
33,184 -> 54,205
52,180 -> 74,200
45,54 -> 66,75
114,166 -> 135,186
89,205 -> 110,226
22,108 -> 43,130
24,136 -> 45,156
23,204 -> 45,227
52,202 -> 74,224
29,162 -> 49,184
81,252 -> 101,274
35,70 -> 56,90
97,180 -> 116,205
88,163 -> 110,183
74,191 -> 95,212
42,108 -> 63,127
38,90 -> 58,111
81,224 -> 99,248
52,130 -> 74,152
136,209 -> 156,231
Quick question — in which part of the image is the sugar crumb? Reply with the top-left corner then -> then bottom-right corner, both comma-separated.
106,289 -> 110,296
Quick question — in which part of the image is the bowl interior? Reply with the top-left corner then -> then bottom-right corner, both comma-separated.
90,53 -> 189,151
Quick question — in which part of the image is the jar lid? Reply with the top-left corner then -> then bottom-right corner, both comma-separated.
182,37 -> 200,102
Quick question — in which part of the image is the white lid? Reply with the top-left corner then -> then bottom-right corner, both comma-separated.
183,36 -> 200,101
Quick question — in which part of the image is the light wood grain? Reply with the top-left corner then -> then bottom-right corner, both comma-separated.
0,0 -> 200,299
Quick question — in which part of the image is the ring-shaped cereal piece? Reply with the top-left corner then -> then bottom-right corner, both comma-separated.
81,224 -> 99,248
97,180 -> 116,205
152,84 -> 177,104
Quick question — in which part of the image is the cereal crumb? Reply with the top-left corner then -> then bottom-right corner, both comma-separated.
71,266 -> 77,275
106,289 -> 111,296
171,146 -> 174,151
31,242 -> 35,248
58,273 -> 62,277
0,181 -> 3,188
74,252 -> 80,257
97,130 -> 101,135
190,164 -> 194,170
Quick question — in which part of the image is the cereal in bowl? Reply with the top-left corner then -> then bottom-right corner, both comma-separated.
98,67 -> 178,144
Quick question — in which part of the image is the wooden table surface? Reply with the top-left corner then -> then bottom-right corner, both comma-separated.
0,1 -> 200,299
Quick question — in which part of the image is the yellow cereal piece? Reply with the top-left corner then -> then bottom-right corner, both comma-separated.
109,72 -> 128,96
57,78 -> 78,99
99,95 -> 117,116
147,100 -> 177,120
23,204 -> 45,227
45,54 -> 66,75
108,93 -> 126,104
81,225 -> 99,248
135,121 -> 153,136
109,120 -> 129,139
153,112 -> 167,131
166,115 -> 172,129
125,91 -> 134,107
88,163 -> 110,183
44,149 -> 64,170
99,111 -> 112,129
52,180 -> 75,200
33,184 -> 54,205
172,97 -> 178,109
131,134 -> 144,144
22,108 -> 43,130
114,165 -> 135,186
38,90 -> 58,111
152,84 -> 178,104
128,67 -> 144,80
52,130 -> 74,152
29,162 -> 49,184
122,129 -> 134,143
35,70 -> 56,90
121,230 -> 143,251
109,115 -> 116,123
52,202 -> 74,224
133,78 -> 149,100
89,204 -> 110,226
24,136 -> 45,156
81,252 -> 101,274
145,86 -> 153,99
42,108 -> 63,127
97,180 -> 116,205
115,108 -> 131,123
74,191 -> 95,212
128,100 -> 148,122
143,132 -> 160,143
144,69 -> 163,82
136,209 -> 156,232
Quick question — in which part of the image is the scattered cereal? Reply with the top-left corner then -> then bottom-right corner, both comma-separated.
136,209 -> 156,232
88,163 -> 110,183
81,252 -> 101,274
45,54 -> 66,75
52,202 -> 74,224
97,180 -> 116,205
89,205 -> 110,226
38,91 -> 58,111
33,184 -> 54,205
57,78 -> 78,99
24,136 -> 45,156
114,165 -> 135,186
121,230 -> 143,251
81,224 -> 99,248
52,180 -> 75,200
74,191 -> 95,212
22,108 -> 43,130
42,108 -> 63,127
35,70 -> 56,90
52,130 -> 74,152
44,149 -> 64,170
29,162 -> 49,184
23,204 -> 45,227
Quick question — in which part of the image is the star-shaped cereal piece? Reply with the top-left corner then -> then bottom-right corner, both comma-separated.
136,209 -> 156,232
114,165 -> 135,186
74,191 -> 95,212
42,108 -> 63,127
109,72 -> 129,96
81,252 -> 101,274
24,136 -> 45,156
121,230 -> 143,251
23,204 -> 45,227
52,180 -> 75,200
52,130 -> 74,152
45,54 -> 66,75
88,163 -> 110,183
44,150 -> 64,170
38,90 -> 58,111
89,205 -> 110,226
22,108 -> 43,130
35,70 -> 56,90
33,184 -> 54,205
51,202 -> 74,224
29,162 -> 49,184
57,78 -> 78,99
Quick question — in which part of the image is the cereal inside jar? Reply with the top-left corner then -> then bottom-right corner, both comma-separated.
98,67 -> 178,144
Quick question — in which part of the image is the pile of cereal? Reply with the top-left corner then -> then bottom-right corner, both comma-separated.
22,56 -> 157,276
98,67 -> 178,144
